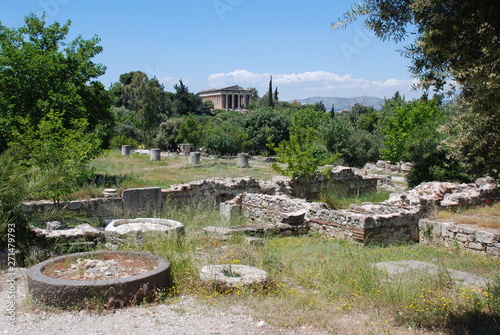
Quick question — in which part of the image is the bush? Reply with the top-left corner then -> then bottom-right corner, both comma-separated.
204,132 -> 239,157
109,135 -> 139,150
114,119 -> 142,142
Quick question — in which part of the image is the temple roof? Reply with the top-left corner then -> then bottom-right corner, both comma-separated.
199,85 -> 251,94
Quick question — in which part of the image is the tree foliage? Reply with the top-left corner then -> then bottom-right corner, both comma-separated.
172,79 -> 204,116
381,99 -> 442,163
333,0 -> 500,177
0,14 -> 114,194
243,107 -> 291,155
175,115 -> 204,147
272,126 -> 337,179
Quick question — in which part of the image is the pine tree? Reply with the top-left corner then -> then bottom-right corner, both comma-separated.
274,87 -> 279,102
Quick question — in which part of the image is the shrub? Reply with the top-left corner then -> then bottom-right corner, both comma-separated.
204,132 -> 239,157
109,135 -> 139,149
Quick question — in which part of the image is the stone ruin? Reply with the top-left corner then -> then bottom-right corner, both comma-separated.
219,176 -> 499,255
17,165 -> 500,257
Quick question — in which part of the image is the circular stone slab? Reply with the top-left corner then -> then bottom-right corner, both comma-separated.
105,218 -> 184,243
27,251 -> 171,309
199,264 -> 269,288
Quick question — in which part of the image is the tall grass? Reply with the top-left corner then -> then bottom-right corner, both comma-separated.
318,182 -> 392,209
434,203 -> 500,229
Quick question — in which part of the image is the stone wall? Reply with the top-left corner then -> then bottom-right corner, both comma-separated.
230,192 -> 420,244
289,166 -> 378,200
19,167 -> 378,221
163,166 -> 378,206
221,176 -> 499,247
310,207 -> 421,244
163,177 -> 261,206
419,219 -> 500,256
20,187 -> 163,221
19,167 -> 499,253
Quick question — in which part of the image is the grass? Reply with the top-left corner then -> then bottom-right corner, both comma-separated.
433,203 -> 500,230
318,183 -> 392,209
93,202 -> 500,334
66,150 -> 277,199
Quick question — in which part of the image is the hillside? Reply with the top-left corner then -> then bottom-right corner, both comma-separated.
290,96 -> 384,112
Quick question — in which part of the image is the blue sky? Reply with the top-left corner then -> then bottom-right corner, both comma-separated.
1,0 -> 422,100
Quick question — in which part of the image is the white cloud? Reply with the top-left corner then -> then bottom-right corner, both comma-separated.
205,69 -> 419,100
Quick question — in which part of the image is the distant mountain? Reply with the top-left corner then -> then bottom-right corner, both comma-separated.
290,96 -> 384,112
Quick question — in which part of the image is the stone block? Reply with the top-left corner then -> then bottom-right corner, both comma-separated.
455,233 -> 468,242
67,200 -> 83,210
280,209 -> 307,225
475,230 -> 497,244
46,221 -> 64,232
122,187 -> 163,216
467,242 -> 485,251
93,198 -> 123,217
486,246 -> 500,256
460,226 -> 476,235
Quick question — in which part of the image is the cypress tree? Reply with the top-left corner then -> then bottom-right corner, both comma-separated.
268,76 -> 274,108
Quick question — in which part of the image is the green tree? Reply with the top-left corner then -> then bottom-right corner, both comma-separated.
314,101 -> 326,113
440,100 -> 499,180
272,127 -> 337,179
268,76 -> 274,108
0,14 -> 115,152
175,115 -> 204,147
380,99 -> 466,185
204,131 -> 239,157
153,118 -> 183,151
26,110 -> 103,198
381,100 -> 441,163
333,0 -> 500,177
292,108 -> 329,130
172,79 -> 204,116
243,107 -> 291,154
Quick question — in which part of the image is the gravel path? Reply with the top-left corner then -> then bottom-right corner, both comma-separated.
1,268 -> 327,335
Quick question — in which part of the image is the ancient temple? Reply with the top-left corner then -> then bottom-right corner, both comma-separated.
198,85 -> 253,110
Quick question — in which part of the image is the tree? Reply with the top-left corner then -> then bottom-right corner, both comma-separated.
272,127 -> 337,179
172,79 -> 203,116
25,110 -> 103,198
333,0 -> 500,177
175,115 -> 204,147
0,14 -> 115,151
313,101 -> 326,113
204,131 -> 239,157
292,108 -> 329,130
153,118 -> 183,151
440,100 -> 500,180
381,100 -> 442,164
243,107 -> 291,154
0,14 -> 114,195
201,100 -> 214,114
267,76 -> 274,108
380,99 -> 467,185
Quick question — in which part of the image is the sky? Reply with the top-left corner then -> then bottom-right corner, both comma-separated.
1,0 -> 423,101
